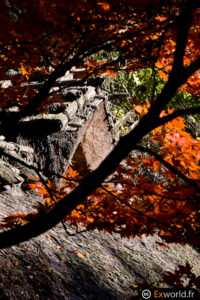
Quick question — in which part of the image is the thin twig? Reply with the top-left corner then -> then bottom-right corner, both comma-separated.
100,185 -> 173,228
157,106 -> 200,127
134,145 -> 200,194
104,181 -> 198,201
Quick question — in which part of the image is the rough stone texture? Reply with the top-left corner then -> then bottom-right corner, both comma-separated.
30,130 -> 78,177
16,87 -> 114,178
0,161 -> 23,186
0,85 -> 115,185
0,187 -> 199,299
72,102 -> 114,175
0,80 -> 199,299
0,139 -> 36,187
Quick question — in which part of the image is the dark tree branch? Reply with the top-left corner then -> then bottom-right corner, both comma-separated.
100,185 -> 172,228
172,0 -> 197,70
149,0 -> 200,116
0,113 -> 161,248
0,1 -> 199,248
157,106 -> 200,127
10,10 -> 176,121
183,55 -> 200,81
0,99 -> 194,248
134,145 -> 200,194
105,181 -> 197,201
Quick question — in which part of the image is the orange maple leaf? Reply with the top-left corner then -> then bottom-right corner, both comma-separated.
106,69 -> 116,77
98,2 -> 110,11
67,166 -> 79,178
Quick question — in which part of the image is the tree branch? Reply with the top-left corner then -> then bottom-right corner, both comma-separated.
157,106 -> 200,127
149,0 -> 200,116
105,181 -> 197,201
0,113 -> 160,248
134,145 -> 200,194
172,0 -> 197,70
100,185 -> 172,228
0,2 -> 200,248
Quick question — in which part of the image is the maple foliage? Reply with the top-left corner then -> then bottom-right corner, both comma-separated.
1,0 -> 198,109
155,22 -> 200,94
3,106 -> 200,246
0,0 -> 199,256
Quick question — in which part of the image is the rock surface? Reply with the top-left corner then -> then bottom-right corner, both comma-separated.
72,102 -> 114,175
0,82 -> 199,299
0,85 -> 115,185
0,187 -> 199,299
0,185 -> 199,299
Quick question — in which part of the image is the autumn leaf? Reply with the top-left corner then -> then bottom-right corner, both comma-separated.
106,69 -> 116,77
157,70 -> 168,82
98,2 -> 110,11
19,63 -> 32,80
67,166 -> 79,178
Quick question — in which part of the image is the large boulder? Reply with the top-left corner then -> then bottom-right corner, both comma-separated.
0,86 -> 115,185
0,84 -> 198,299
